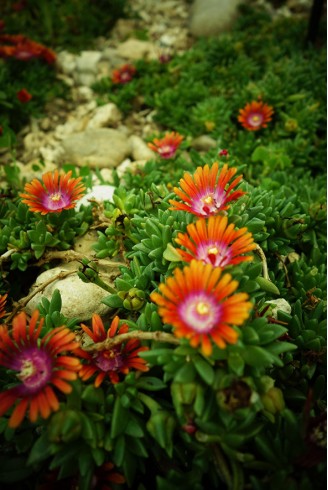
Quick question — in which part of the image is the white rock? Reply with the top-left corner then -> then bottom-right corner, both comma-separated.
76,185 -> 116,210
129,135 -> 155,161
39,145 -> 66,164
74,72 -> 97,87
265,299 -> 292,319
17,160 -> 57,182
23,132 -> 49,152
87,103 -> 122,129
75,50 -> 102,73
25,265 -> 113,321
117,39 -> 158,60
116,158 -> 148,178
189,0 -> 241,37
73,86 -> 94,102
56,50 -> 77,75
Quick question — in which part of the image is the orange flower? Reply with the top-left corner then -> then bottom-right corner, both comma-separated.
175,215 -> 256,267
20,170 -> 86,214
0,293 -> 7,319
148,132 -> 184,159
169,162 -> 245,217
17,88 -> 32,103
151,260 -> 252,356
75,315 -> 149,386
111,63 -> 136,84
0,311 -> 81,428
238,100 -> 274,131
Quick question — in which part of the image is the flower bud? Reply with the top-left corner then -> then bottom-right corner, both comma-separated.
261,387 -> 285,414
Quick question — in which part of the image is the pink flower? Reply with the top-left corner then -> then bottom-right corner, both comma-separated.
169,162 -> 245,217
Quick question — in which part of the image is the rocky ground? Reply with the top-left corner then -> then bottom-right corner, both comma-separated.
1,0 -> 314,185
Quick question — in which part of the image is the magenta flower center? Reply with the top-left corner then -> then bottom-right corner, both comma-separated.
43,190 -> 71,211
95,348 -> 125,372
179,292 -> 221,333
158,144 -> 176,158
196,241 -> 232,267
120,72 -> 132,83
192,190 -> 225,216
247,112 -> 264,128
16,348 -> 53,394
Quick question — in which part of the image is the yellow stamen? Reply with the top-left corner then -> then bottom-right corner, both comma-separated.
251,115 -> 260,122
50,192 -> 62,202
208,246 -> 219,255
18,360 -> 36,381
203,195 -> 214,205
196,302 -> 210,315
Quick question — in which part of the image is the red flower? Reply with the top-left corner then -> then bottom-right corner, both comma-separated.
17,88 -> 32,103
219,149 -> 229,157
0,34 -> 56,64
151,260 -> 252,356
92,461 -> 125,489
238,100 -> 274,131
111,64 -> 136,84
148,132 -> 184,159
0,311 -> 81,428
20,170 -> 86,214
169,162 -> 245,217
75,315 -> 149,386
175,215 -> 256,267
0,126 -> 3,136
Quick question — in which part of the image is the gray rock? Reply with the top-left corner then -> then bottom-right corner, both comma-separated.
60,128 -> 131,168
189,0 -> 241,37
25,264 -> 114,321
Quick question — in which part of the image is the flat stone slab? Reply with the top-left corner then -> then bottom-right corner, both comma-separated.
60,128 -> 131,168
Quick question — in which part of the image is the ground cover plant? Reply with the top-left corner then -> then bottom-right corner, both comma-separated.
0,2 -> 326,490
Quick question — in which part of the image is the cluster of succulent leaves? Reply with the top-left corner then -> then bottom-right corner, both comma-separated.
0,3 -> 326,490
93,4 -> 326,175
1,0 -> 127,51
0,56 -> 66,144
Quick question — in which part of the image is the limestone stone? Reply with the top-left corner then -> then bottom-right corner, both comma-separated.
25,264 -> 114,321
189,0 -> 241,37
129,135 -> 155,161
56,50 -> 77,75
60,128 -> 131,168
16,160 -> 57,182
75,50 -> 102,73
116,158 -> 148,178
76,185 -> 116,210
116,38 -> 158,60
87,103 -> 122,129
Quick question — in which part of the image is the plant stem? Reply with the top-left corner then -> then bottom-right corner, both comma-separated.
255,244 -> 270,280
83,330 -> 180,351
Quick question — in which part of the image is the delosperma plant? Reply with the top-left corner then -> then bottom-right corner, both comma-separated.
0,3 -> 326,490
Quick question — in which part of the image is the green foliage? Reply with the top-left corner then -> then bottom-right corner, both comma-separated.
1,0 -> 128,51
0,4 -> 326,490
